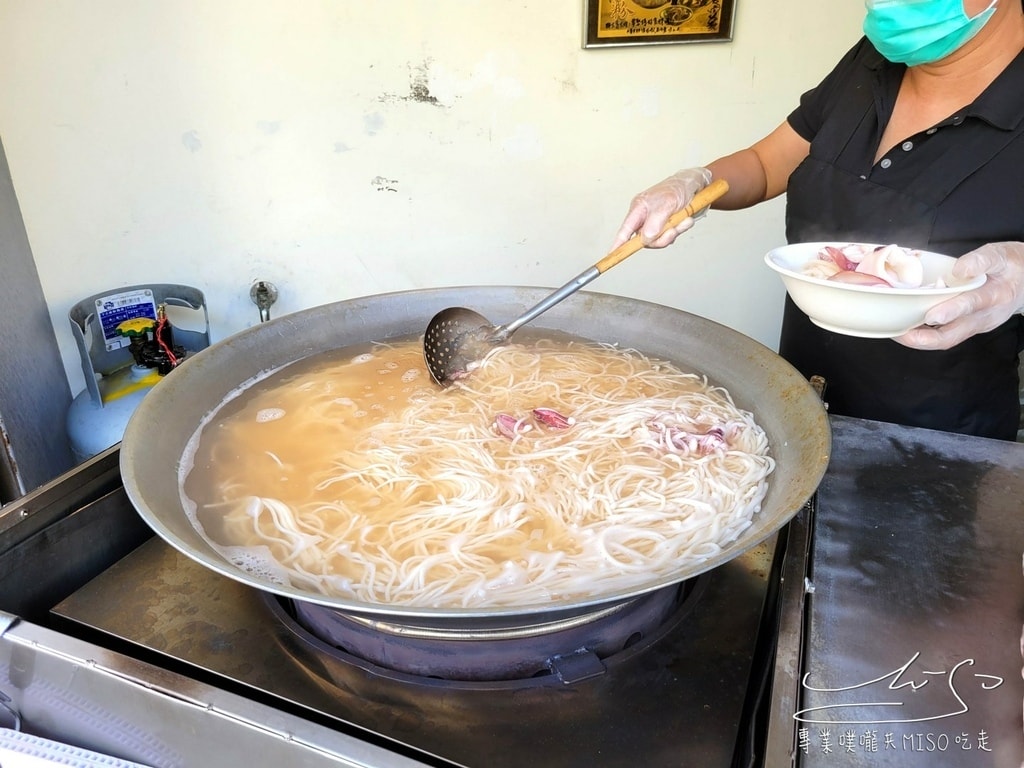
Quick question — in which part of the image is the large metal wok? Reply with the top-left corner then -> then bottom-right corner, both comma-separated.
120,287 -> 830,621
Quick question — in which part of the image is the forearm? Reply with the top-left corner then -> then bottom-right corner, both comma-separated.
707,120 -> 811,209
706,150 -> 771,210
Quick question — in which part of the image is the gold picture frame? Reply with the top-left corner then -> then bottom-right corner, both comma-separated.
584,0 -> 735,48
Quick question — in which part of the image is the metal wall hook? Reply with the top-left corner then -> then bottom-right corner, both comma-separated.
250,280 -> 279,323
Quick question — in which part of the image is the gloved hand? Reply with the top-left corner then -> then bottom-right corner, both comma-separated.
612,167 -> 713,250
897,241 -> 1024,350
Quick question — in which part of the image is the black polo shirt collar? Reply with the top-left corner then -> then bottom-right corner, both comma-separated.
862,40 -> 1024,131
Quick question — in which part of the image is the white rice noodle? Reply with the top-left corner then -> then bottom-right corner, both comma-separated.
192,340 -> 775,609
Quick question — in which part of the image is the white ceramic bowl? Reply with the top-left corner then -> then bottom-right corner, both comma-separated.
764,242 -> 986,338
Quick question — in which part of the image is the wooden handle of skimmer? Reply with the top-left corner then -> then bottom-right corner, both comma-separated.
596,177 -> 730,273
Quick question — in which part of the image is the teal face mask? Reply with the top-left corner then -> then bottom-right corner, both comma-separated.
864,0 -> 998,66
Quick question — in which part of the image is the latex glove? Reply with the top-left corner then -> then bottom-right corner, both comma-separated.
612,167 -> 713,250
896,241 -> 1024,350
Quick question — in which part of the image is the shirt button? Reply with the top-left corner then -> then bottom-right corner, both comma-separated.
926,127 -> 938,134
901,141 -> 914,151
880,158 -> 892,169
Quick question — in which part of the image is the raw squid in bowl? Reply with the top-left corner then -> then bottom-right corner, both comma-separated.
764,242 -> 987,339
810,243 -> 928,288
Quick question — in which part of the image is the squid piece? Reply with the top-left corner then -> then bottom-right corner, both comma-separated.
532,407 -> 575,429
803,244 -> 864,279
854,243 -> 924,288
817,245 -> 861,271
494,413 -> 532,439
803,260 -> 843,280
827,270 -> 892,287
649,422 -> 729,456
494,407 -> 574,439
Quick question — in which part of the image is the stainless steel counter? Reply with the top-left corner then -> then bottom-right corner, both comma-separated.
792,415 -> 1024,767
2,416 -> 1022,767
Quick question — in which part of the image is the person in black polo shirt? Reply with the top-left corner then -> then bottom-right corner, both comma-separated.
612,0 -> 1024,441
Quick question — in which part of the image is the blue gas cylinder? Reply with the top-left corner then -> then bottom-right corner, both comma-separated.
67,364 -> 164,463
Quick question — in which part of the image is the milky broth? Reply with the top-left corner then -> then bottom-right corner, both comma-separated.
178,333 -> 773,608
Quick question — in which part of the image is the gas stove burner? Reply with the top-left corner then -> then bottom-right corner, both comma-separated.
263,577 -> 706,688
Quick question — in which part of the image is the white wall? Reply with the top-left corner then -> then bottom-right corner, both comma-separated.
0,1 -> 864,398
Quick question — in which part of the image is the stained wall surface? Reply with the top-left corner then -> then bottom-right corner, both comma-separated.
0,1 -> 864,397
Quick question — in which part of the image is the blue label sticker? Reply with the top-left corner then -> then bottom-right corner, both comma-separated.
95,289 -> 157,351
